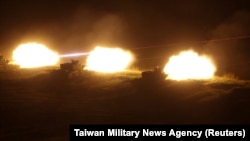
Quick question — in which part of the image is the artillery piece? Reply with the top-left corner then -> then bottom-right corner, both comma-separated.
60,60 -> 84,78
0,55 -> 19,72
141,66 -> 167,80
51,59 -> 84,80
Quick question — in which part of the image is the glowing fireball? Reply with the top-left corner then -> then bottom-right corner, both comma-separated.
85,46 -> 133,73
164,50 -> 216,80
13,43 -> 59,68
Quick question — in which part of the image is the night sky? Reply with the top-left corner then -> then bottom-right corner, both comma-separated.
0,0 -> 250,75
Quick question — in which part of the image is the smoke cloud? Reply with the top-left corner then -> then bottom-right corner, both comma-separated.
204,10 -> 250,79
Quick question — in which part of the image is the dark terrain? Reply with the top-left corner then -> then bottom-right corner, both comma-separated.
0,69 -> 250,141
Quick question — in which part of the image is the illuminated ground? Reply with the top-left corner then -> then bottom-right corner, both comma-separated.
0,70 -> 250,141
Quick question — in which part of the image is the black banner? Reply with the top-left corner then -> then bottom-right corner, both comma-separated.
70,125 -> 249,140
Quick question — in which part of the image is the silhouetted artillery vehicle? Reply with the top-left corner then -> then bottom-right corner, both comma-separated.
0,55 -> 20,72
141,66 -> 167,80
51,60 -> 84,80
